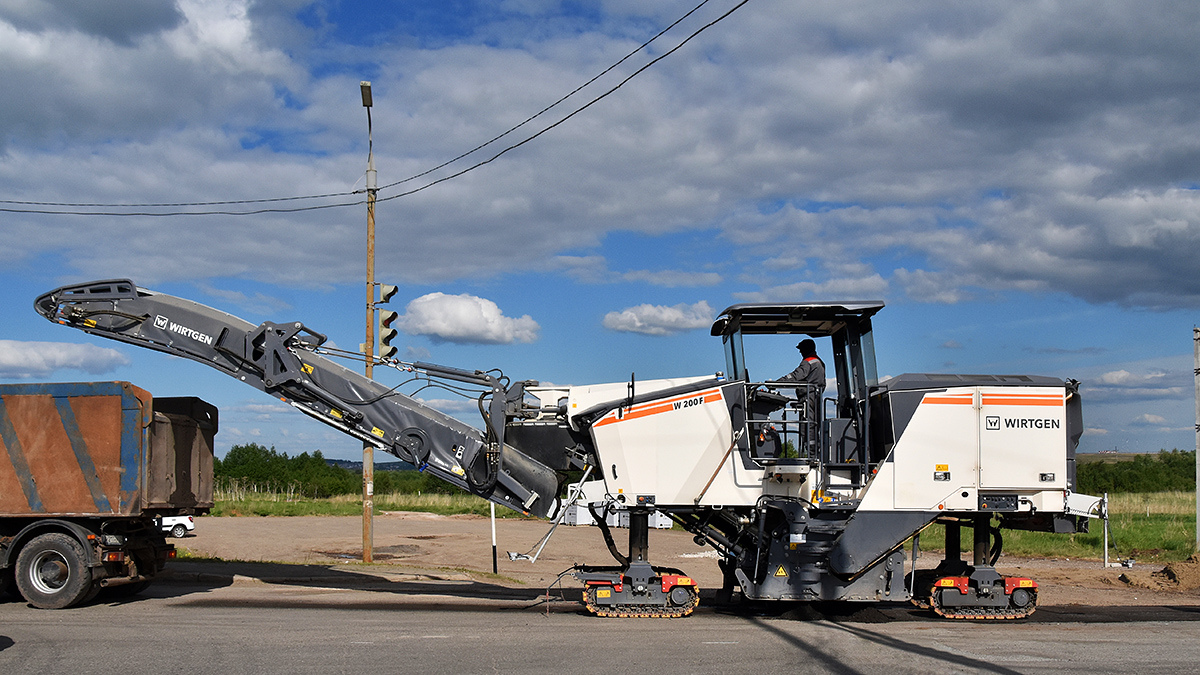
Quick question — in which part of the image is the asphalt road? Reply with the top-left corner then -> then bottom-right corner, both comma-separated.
3,576 -> 1200,675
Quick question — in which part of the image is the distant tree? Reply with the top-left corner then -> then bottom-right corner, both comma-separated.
1077,449 -> 1195,494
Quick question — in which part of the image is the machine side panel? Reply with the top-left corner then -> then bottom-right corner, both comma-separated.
589,383 -> 761,506
887,388 -> 980,510
978,388 -> 1066,489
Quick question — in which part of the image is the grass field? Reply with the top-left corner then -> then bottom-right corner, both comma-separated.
907,491 -> 1196,563
212,491 -> 533,519
210,490 -> 1199,562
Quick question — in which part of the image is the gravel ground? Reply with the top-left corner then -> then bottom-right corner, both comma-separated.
172,512 -> 1200,608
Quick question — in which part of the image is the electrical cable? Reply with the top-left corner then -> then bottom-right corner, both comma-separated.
0,0 -> 750,217
0,191 -> 355,208
376,0 -> 720,192
376,0 -> 752,205
0,198 -> 364,217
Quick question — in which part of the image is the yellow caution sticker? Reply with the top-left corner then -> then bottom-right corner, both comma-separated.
301,363 -> 314,374
451,465 -> 465,477
935,464 -> 949,472
84,318 -> 97,328
596,589 -> 611,598
774,566 -> 788,577
371,427 -> 385,438
329,409 -> 343,420
1016,579 -> 1034,588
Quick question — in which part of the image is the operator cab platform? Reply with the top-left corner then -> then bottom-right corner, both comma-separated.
710,302 -> 885,486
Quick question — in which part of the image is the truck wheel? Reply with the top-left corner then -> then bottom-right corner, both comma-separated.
171,524 -> 187,538
15,533 -> 95,609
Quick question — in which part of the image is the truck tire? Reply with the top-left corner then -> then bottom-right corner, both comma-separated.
15,533 -> 95,609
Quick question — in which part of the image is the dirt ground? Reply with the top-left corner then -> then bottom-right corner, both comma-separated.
178,512 -> 1200,608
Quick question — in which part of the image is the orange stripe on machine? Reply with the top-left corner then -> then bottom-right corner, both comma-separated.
922,392 -> 1063,407
593,389 -> 724,428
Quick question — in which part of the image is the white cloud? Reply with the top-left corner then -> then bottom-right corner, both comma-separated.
1085,368 -> 1184,401
1132,413 -> 1167,426
737,274 -> 889,303
1095,370 -> 1168,387
620,269 -> 723,287
1,0 -> 1200,311
415,397 -> 480,414
602,300 -> 713,336
195,282 -> 291,316
397,292 -> 539,344
0,340 -> 130,378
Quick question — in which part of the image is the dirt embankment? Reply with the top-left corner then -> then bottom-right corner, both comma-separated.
1117,555 -> 1200,593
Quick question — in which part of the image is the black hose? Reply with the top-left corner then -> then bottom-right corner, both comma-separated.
989,525 -> 1004,566
589,502 -> 629,567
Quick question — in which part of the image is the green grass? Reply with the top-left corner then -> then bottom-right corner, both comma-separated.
211,491 -> 536,518
911,491 -> 1198,563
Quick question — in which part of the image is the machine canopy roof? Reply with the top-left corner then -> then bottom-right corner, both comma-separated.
710,302 -> 885,338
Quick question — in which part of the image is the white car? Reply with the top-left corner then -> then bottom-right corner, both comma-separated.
160,515 -> 195,538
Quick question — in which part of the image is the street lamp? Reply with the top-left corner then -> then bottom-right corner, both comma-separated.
361,80 -> 377,564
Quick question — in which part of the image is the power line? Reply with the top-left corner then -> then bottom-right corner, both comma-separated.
377,0 -> 720,193
0,191 -> 356,209
378,0 -> 752,204
0,0 -> 750,217
0,198 -> 364,217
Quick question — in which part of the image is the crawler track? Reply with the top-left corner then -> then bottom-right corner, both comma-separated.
583,586 -> 699,618
930,586 -> 1037,620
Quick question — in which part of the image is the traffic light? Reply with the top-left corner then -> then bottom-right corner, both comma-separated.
379,309 -> 400,359
378,283 -> 398,304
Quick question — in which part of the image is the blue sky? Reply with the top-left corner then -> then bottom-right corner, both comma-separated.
1,0 -> 1198,460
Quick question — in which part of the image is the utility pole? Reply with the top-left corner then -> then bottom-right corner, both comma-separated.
1193,327 -> 1198,551
361,80 -> 377,564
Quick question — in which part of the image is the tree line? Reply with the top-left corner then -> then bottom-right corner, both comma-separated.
1076,449 -> 1195,494
217,443 -> 1196,500
215,443 -> 457,498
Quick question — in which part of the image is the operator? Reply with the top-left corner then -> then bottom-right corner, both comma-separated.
779,339 -> 826,452
780,339 -> 826,401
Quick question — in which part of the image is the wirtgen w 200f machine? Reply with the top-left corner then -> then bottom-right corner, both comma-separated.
37,280 -> 1099,619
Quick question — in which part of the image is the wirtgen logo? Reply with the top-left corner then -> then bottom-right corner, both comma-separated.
153,315 -> 214,346
985,415 -> 1060,431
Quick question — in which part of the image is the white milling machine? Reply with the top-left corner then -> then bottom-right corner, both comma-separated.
37,282 -> 1099,619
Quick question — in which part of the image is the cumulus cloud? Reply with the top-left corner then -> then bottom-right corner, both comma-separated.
415,397 -> 480,414
1131,413 -> 1167,426
397,292 -> 539,344
195,282 -> 291,316
0,0 -> 183,46
0,340 -> 130,378
551,257 -> 722,287
602,300 -> 713,336
1083,368 -> 1188,402
2,0 -> 1200,311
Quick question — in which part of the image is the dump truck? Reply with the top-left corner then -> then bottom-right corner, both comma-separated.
0,381 -> 214,608
35,279 -> 1100,619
